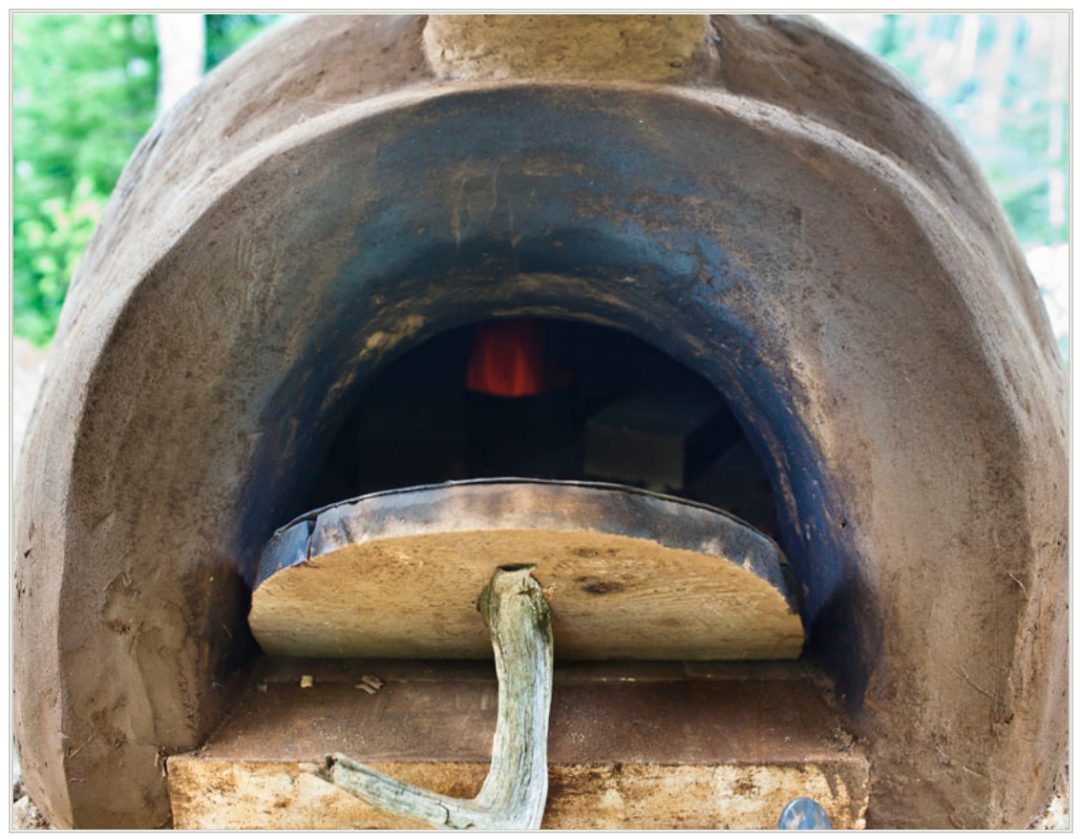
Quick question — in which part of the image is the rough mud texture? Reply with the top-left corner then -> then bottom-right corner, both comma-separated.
13,339 -> 48,462
167,659 -> 868,829
13,356 -> 50,831
13,13 -> 1066,829
424,14 -> 710,82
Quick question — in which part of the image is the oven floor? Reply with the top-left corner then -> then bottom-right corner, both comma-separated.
168,658 -> 867,829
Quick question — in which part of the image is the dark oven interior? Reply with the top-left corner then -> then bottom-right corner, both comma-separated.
298,317 -> 780,543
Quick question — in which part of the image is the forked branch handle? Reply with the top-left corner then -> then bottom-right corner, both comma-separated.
311,566 -> 554,829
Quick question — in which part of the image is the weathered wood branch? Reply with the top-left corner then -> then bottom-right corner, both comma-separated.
312,566 -> 553,829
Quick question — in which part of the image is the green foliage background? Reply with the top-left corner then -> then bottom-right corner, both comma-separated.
12,13 -> 283,346
867,13 -> 1068,246
204,14 -> 282,71
11,14 -> 1070,347
13,14 -> 158,344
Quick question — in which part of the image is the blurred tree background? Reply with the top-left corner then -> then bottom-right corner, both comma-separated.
820,12 -> 1069,358
11,13 -> 1070,355
12,13 -> 286,345
204,14 -> 283,70
852,13 -> 1068,247
13,14 -> 158,344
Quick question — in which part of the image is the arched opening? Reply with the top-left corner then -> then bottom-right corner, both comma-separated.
299,317 -> 780,543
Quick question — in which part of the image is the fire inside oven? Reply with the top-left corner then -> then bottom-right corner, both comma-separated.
302,317 -> 777,535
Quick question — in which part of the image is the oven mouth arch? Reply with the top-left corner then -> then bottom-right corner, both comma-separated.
238,257 -> 874,711
290,315 -> 785,536
193,83 -> 890,715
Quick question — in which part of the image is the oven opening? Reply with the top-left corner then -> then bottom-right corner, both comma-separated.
301,317 -> 780,542
226,315 -> 861,830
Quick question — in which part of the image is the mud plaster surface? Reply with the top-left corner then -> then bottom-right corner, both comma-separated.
13,13 -> 1067,830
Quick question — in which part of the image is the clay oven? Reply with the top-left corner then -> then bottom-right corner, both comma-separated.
14,14 -> 1067,829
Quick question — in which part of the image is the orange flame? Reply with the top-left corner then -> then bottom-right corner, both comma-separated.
466,319 -> 569,397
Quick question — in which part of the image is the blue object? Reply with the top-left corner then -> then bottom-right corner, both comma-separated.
778,797 -> 833,830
